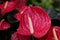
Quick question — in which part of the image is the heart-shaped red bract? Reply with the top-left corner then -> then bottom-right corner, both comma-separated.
0,20 -> 10,30
0,1 -> 19,16
14,6 -> 51,38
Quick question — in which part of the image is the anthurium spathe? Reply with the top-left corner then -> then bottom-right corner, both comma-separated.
0,1 -> 19,16
14,6 -> 51,38
0,19 -> 10,30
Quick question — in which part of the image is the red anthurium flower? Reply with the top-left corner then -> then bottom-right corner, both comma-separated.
0,1 -> 19,16
11,32 -> 30,40
44,26 -> 60,40
0,19 -> 10,30
14,6 -> 51,38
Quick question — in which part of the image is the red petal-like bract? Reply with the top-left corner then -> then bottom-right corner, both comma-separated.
0,1 -> 19,16
0,21 -> 10,30
14,6 -> 51,38
11,32 -> 30,40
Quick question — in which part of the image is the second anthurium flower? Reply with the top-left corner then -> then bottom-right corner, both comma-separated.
0,0 -> 19,16
14,5 -> 51,38
45,26 -> 60,40
0,19 -> 10,30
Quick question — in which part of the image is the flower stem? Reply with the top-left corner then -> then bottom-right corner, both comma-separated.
31,36 -> 34,40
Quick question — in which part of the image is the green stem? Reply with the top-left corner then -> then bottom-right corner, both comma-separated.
31,36 -> 34,40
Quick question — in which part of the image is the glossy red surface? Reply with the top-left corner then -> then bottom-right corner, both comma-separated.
14,6 -> 51,38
